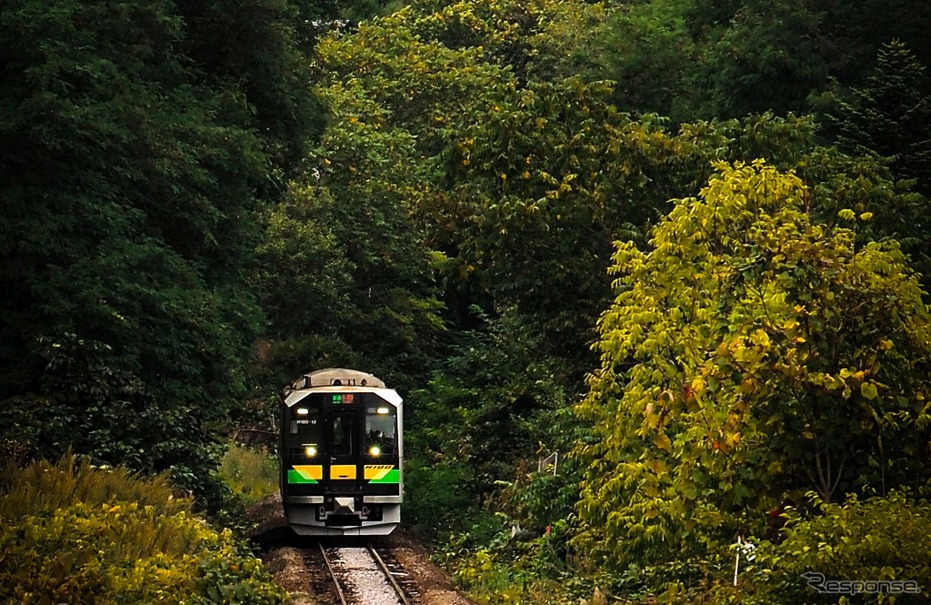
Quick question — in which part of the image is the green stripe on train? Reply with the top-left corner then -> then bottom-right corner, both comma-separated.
368,468 -> 400,484
288,469 -> 318,484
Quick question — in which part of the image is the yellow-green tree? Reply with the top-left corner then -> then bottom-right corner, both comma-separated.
575,161 -> 931,566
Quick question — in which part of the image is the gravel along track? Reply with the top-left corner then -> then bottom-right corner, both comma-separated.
329,546 -> 412,605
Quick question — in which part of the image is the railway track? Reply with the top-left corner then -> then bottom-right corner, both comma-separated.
312,542 -> 417,605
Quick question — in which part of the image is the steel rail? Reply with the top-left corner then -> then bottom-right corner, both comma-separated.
319,543 -> 348,605
367,543 -> 411,605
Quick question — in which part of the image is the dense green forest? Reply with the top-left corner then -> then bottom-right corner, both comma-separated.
2,0 -> 931,603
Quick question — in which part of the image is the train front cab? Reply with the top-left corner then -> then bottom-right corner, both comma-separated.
281,386 -> 402,536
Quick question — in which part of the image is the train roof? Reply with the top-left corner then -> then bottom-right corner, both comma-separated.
282,368 -> 401,407
286,368 -> 386,391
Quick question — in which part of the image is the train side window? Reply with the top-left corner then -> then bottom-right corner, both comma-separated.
330,415 -> 356,456
365,405 -> 397,455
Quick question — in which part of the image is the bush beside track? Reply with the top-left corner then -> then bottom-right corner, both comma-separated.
0,455 -> 286,605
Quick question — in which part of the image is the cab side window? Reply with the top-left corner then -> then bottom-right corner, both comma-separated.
365,405 -> 397,454
289,407 -> 320,458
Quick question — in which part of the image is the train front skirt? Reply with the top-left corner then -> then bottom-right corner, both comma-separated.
285,497 -> 400,536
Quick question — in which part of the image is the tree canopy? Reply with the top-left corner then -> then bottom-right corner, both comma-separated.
0,0 -> 326,493
594,0 -> 931,122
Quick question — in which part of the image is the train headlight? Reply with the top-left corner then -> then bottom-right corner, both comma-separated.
376,407 -> 390,415
305,446 -> 317,457
369,446 -> 381,457
296,407 -> 309,415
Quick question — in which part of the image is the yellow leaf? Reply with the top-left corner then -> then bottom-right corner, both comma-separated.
646,459 -> 667,474
645,411 -> 660,429
861,382 -> 879,400
690,375 -> 705,394
750,329 -> 770,347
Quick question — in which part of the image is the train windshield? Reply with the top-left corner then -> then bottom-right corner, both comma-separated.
365,405 -> 397,456
330,415 -> 357,456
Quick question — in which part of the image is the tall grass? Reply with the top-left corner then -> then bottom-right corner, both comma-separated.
0,453 -> 286,604
217,444 -> 279,504
0,452 -> 188,518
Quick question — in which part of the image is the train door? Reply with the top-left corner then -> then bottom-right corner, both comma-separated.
326,410 -> 362,493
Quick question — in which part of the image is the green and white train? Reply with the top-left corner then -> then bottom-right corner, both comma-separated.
279,368 -> 403,536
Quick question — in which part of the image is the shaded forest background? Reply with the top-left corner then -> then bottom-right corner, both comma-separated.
2,0 -> 931,603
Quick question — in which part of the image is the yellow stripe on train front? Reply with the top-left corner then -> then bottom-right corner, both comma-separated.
330,465 -> 357,480
364,465 -> 395,480
292,465 -> 323,481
